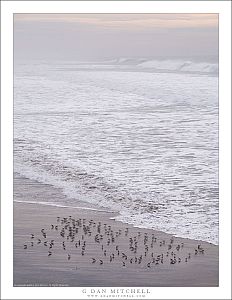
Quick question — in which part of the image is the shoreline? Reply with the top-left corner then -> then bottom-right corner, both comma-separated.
14,198 -> 217,247
13,175 -> 219,287
14,173 -> 218,246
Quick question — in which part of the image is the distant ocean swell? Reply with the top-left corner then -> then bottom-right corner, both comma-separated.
112,58 -> 219,74
72,58 -> 219,75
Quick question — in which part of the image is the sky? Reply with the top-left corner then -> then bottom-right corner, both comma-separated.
14,14 -> 218,61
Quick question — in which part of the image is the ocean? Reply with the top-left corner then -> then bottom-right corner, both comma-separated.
14,58 -> 219,244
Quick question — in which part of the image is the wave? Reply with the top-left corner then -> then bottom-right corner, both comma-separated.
51,58 -> 218,75
16,57 -> 219,75
100,58 -> 218,75
137,59 -> 218,74
14,148 -> 218,245
14,158 -> 159,216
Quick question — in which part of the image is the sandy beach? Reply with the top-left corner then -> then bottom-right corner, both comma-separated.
13,175 -> 219,287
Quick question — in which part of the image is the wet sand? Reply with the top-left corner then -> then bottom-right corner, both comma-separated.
13,176 -> 219,287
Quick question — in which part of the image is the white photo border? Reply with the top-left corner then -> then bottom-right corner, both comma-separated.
1,1 -> 231,299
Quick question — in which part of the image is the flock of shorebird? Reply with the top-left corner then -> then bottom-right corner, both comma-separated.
23,216 -> 205,269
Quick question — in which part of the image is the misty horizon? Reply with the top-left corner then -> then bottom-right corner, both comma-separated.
14,14 -> 218,62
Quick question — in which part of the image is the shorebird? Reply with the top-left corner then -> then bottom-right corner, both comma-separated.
31,234 -> 34,239
68,254 -> 71,260
123,254 -> 127,260
99,260 -> 103,265
92,258 -> 96,263
48,251 -> 52,257
170,258 -> 176,264
23,244 -> 27,249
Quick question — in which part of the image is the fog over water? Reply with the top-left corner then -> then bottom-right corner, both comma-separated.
14,14 -> 218,61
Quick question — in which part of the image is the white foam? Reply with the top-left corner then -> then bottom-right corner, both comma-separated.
14,61 -> 219,245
